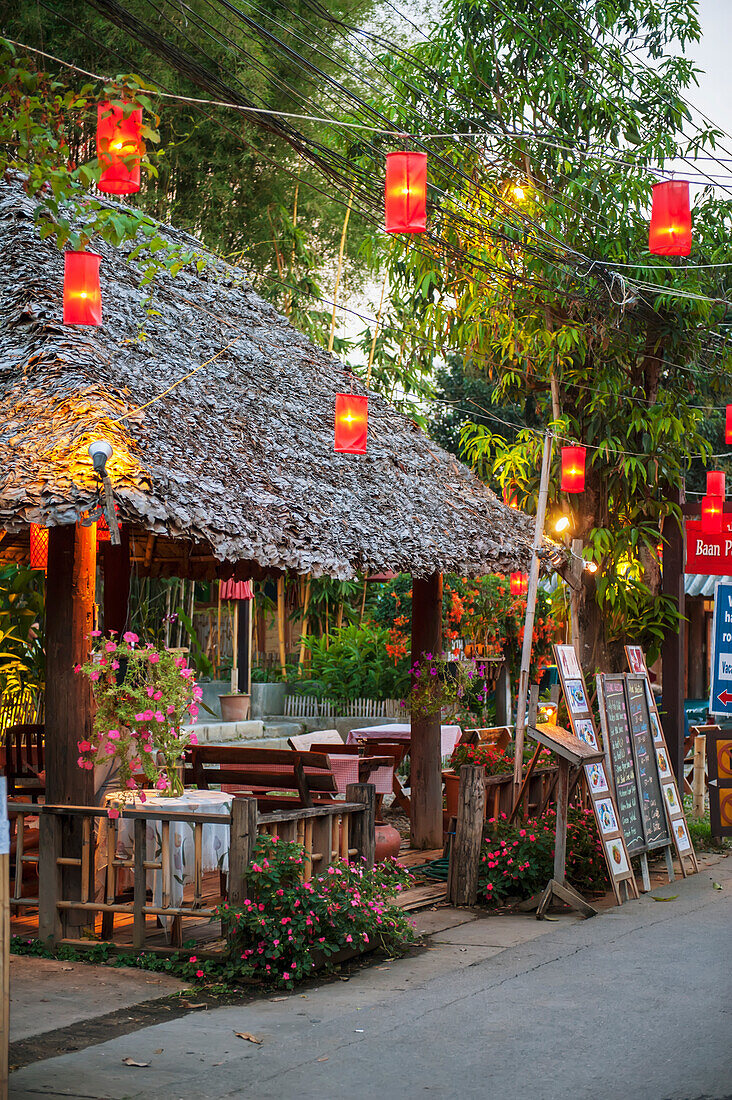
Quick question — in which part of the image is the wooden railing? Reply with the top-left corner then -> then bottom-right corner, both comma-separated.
8,783 -> 375,952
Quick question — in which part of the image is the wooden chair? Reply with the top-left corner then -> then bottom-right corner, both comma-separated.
287,729 -> 343,751
460,726 -> 512,752
184,745 -> 338,810
351,736 -> 411,815
310,742 -> 394,796
1,723 -> 45,800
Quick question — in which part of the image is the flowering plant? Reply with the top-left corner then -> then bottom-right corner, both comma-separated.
478,807 -> 608,905
408,653 -> 484,719
75,631 -> 202,798
450,740 -> 554,775
214,835 -> 416,988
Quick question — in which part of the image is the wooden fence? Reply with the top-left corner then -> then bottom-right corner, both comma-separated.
284,695 -> 403,719
8,784 -> 375,952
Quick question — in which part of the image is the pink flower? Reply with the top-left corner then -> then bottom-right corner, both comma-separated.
105,641 -> 116,653
84,761 -> 94,770
77,756 -> 86,768
273,939 -> 280,946
149,652 -> 160,664
107,729 -> 120,741
189,734 -> 198,745
138,791 -> 147,803
107,807 -> 120,820
188,704 -> 199,719
193,686 -> 203,701
189,955 -> 197,963
90,630 -> 102,637
73,663 -> 82,674
153,691 -> 162,701
156,776 -> 169,790
126,778 -> 137,789
105,743 -> 116,756
166,704 -> 175,715
345,934 -> 353,943
111,660 -> 119,670
196,969 -> 204,978
123,631 -> 139,645
282,972 -> 290,980
155,711 -> 165,723
89,670 -> 100,682
78,740 -> 91,753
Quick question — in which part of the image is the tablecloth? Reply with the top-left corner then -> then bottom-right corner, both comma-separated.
100,789 -> 233,922
347,723 -> 462,758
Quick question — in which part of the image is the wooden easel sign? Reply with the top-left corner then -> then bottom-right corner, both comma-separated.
553,645 -> 638,905
624,646 -> 699,875
705,729 -> 732,838
597,674 -> 675,891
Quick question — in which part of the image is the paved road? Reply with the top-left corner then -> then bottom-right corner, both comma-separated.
10,855 -> 732,1100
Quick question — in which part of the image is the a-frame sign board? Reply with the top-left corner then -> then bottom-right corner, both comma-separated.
625,646 -> 699,875
554,645 -> 639,905
597,674 -> 676,891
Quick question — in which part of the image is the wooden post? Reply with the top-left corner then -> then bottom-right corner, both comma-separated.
553,758 -> 570,882
514,430 -> 554,793
346,783 -> 376,870
687,598 -> 705,700
45,523 -> 96,806
1,778 -> 8,1100
447,765 -> 485,906
410,572 -> 443,849
661,486 -> 686,781
230,600 -> 239,693
132,818 -> 146,951
692,733 -> 706,819
227,798 -> 258,906
38,813 -> 63,943
100,525 -> 130,634
277,576 -> 287,677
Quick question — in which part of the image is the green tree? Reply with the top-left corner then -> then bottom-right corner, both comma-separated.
371,0 -> 732,670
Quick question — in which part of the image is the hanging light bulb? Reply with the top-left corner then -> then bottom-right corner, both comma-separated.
648,180 -> 691,256
554,515 -> 571,534
560,446 -> 586,493
512,184 -> 526,201
701,494 -> 723,534
385,152 -> 427,234
97,101 -> 143,194
334,394 -> 368,453
30,525 -> 49,572
63,252 -> 102,325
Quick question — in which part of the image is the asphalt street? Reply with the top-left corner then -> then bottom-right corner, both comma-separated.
9,854 -> 732,1100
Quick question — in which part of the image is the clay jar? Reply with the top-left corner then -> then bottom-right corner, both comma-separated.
374,823 -> 401,862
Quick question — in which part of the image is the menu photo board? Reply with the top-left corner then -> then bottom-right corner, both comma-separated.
599,677 -> 645,855
624,646 -> 699,874
553,645 -> 638,904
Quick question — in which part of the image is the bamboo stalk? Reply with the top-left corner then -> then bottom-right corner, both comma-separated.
366,270 -> 388,388
327,185 -> 355,354
359,577 -> 368,624
277,576 -> 287,676
216,580 -> 222,678
298,575 -> 312,671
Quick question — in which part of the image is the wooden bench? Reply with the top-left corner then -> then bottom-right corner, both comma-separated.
184,745 -> 338,811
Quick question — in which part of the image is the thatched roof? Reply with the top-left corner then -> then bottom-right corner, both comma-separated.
0,178 -> 533,579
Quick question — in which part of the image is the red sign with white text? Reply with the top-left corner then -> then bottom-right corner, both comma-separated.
685,517 -> 732,574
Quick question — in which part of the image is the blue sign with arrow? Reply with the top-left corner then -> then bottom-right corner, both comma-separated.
710,580 -> 732,715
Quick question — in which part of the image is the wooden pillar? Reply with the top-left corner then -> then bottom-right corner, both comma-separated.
447,765 -> 485,906
410,572 -> 443,849
661,490 -> 686,782
45,523 -> 96,806
687,598 -> 705,700
100,525 -> 130,635
346,782 -> 376,870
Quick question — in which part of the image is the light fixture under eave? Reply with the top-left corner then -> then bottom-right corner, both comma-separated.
63,252 -> 102,326
30,524 -> 49,572
334,393 -> 368,453
554,515 -> 571,534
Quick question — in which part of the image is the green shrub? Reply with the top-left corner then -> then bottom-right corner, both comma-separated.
299,622 -> 410,702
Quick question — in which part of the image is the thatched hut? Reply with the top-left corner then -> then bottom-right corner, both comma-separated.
0,177 -> 533,846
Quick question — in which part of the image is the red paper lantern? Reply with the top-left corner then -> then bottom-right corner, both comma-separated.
63,252 -> 102,326
334,394 -> 368,453
707,470 -> 726,499
510,572 -> 528,596
560,446 -> 586,493
726,405 -> 732,445
97,102 -> 143,195
502,485 -> 519,509
701,494 -> 723,534
648,180 -> 691,256
385,152 -> 427,234
30,525 -> 48,572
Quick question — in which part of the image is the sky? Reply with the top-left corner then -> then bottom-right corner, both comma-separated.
687,0 -> 732,139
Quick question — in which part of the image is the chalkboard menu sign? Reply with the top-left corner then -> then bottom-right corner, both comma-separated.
599,674 -> 671,856
626,676 -> 669,849
601,678 -> 644,854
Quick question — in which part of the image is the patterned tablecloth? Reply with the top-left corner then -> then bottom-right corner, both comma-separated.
100,789 -> 233,921
347,723 -> 462,759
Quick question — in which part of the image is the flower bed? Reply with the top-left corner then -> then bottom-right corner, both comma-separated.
478,808 -> 609,905
444,741 -> 558,819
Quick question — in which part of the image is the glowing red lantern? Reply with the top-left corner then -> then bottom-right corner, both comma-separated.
560,446 -> 586,493
385,152 -> 427,234
701,494 -> 723,534
63,252 -> 102,325
334,394 -> 368,453
97,102 -> 143,195
510,572 -> 528,596
648,180 -> 691,257
726,405 -> 732,445
30,525 -> 48,572
503,485 -> 519,509
707,471 -> 726,499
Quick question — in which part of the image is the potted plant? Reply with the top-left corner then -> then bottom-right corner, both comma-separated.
76,630 -> 201,799
443,740 -> 557,820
